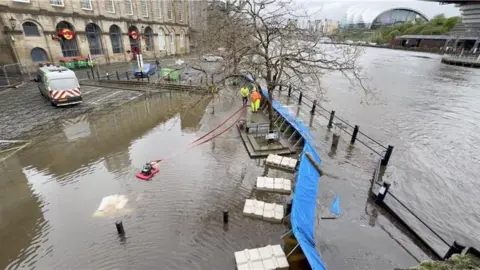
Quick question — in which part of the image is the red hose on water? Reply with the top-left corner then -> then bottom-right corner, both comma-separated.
150,105 -> 246,164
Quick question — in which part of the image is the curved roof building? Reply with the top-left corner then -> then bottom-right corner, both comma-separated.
313,1 -> 460,30
341,3 -> 429,29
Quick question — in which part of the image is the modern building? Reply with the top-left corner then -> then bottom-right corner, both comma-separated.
424,0 -> 480,37
0,0 -> 197,68
312,1 -> 459,31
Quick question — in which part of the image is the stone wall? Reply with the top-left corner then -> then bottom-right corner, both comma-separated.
0,0 -> 194,67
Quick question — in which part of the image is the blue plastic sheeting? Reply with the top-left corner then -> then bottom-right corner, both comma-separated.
244,74 -> 326,270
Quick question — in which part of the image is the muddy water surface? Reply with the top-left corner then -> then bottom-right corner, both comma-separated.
0,92 -> 287,269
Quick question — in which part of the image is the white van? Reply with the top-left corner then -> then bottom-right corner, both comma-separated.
36,65 -> 82,107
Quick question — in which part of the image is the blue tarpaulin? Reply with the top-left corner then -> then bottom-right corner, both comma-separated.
245,74 -> 327,270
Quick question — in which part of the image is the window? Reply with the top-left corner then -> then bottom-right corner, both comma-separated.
31,47 -> 48,62
158,29 -> 165,50
81,0 -> 92,10
140,0 -> 148,17
170,31 -> 175,54
50,0 -> 64,7
180,30 -> 185,48
49,78 -> 79,91
109,25 -> 123,54
176,0 -> 183,21
23,22 -> 41,36
154,1 -> 162,19
56,21 -> 79,57
86,23 -> 104,55
124,0 -> 133,15
144,27 -> 154,51
166,0 -> 173,20
105,0 -> 115,13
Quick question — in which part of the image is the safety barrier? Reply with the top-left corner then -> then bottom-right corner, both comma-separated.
276,85 -> 394,165
371,154 -> 472,261
244,74 -> 327,270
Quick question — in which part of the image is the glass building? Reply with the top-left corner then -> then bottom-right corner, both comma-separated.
339,3 -> 429,30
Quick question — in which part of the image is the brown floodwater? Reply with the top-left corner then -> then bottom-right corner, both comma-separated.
0,92 -> 291,269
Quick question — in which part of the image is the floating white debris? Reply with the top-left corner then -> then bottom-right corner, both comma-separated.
256,177 -> 291,195
234,245 -> 289,270
265,154 -> 297,171
93,194 -> 132,217
243,199 -> 284,223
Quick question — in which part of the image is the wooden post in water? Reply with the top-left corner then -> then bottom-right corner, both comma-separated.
288,85 -> 292,97
311,100 -> 317,115
350,125 -> 359,144
298,92 -> 303,105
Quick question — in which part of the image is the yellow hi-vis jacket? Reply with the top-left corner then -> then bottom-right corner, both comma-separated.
240,87 -> 249,97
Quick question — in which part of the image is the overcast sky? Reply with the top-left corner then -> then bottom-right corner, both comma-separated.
293,0 -> 461,21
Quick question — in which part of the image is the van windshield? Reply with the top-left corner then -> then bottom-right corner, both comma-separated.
49,78 -> 78,91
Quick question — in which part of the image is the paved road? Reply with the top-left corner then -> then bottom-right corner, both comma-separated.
0,82 -> 144,141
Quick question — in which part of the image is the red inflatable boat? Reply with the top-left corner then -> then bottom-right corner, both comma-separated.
136,168 -> 159,180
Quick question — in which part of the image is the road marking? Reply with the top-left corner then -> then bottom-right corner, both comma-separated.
91,91 -> 121,105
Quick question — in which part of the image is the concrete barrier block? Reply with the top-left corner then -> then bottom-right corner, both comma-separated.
256,177 -> 267,190
265,177 -> 274,190
248,248 -> 262,263
273,178 -> 284,192
243,199 -> 255,217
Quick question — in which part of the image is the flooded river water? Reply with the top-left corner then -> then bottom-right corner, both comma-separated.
0,92 -> 289,269
318,48 -> 480,254
1,47 -> 479,270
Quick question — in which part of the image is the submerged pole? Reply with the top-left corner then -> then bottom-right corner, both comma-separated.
223,210 -> 229,224
375,182 -> 391,205
115,220 -> 125,235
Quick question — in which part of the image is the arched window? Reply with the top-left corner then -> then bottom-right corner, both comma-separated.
109,24 -> 123,54
158,29 -> 165,50
180,30 -> 185,48
86,23 -> 104,55
144,27 -> 154,51
56,21 -> 79,57
170,31 -> 175,54
31,47 -> 48,62
23,22 -> 41,36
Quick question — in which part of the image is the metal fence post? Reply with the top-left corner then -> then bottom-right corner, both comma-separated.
116,71 -> 120,80
288,85 -> 292,97
350,125 -> 359,144
381,145 -> 394,166
375,182 -> 391,204
279,85 -> 282,92
327,110 -> 335,128
298,92 -> 303,105
311,100 -> 317,115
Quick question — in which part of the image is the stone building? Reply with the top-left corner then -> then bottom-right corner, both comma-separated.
0,0 -> 194,67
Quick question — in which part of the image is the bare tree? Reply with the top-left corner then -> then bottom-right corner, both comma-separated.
228,0 -> 364,129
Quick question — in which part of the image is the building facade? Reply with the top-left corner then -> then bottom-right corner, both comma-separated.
0,0 -> 193,67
